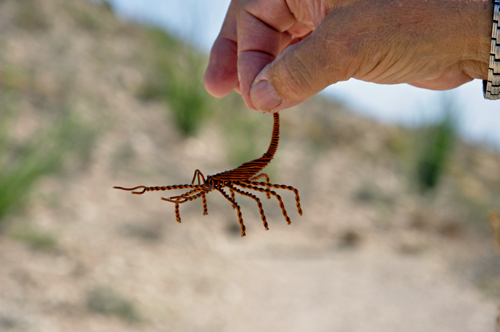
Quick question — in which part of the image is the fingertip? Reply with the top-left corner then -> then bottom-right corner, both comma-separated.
237,51 -> 277,110
250,36 -> 334,111
204,71 -> 232,98
204,38 -> 239,98
249,60 -> 302,112
250,80 -> 282,111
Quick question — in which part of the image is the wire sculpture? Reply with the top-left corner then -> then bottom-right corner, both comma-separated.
114,112 -> 302,237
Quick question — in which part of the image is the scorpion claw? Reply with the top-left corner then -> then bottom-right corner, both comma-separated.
113,186 -> 147,195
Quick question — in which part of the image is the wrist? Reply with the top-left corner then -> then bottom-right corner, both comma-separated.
460,0 -> 494,79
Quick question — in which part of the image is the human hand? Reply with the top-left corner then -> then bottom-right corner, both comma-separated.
204,0 -> 493,112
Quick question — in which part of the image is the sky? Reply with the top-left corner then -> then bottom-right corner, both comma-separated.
102,0 -> 500,148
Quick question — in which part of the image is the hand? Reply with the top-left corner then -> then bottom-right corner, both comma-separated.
204,0 -> 493,112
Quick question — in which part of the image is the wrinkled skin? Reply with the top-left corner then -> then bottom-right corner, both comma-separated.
204,0 -> 492,112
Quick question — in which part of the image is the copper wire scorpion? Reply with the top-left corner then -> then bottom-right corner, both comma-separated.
114,112 -> 302,237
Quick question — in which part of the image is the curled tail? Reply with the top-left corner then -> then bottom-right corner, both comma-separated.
209,112 -> 280,181
262,112 -> 279,159
231,112 -> 279,174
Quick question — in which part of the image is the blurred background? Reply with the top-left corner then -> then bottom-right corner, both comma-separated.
0,0 -> 499,331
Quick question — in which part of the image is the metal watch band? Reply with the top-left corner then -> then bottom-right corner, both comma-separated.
484,0 -> 500,100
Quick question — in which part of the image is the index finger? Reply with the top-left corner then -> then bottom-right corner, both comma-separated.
204,0 -> 242,98
237,0 -> 297,109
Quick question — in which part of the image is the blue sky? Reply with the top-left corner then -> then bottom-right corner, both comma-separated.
103,0 -> 500,148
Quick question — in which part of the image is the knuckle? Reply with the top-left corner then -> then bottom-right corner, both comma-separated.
275,48 -> 315,99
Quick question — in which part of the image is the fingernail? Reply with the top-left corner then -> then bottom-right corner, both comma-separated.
251,80 -> 282,111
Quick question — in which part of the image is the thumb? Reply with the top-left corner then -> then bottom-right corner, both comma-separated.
250,25 -> 352,112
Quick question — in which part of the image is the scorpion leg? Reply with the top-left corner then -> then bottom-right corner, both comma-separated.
216,188 -> 246,237
162,191 -> 207,204
167,187 -> 203,200
229,184 -> 268,231
264,183 -> 302,216
193,170 -> 209,214
166,187 -> 208,215
229,187 -> 236,209
190,171 -> 208,215
162,190 -> 209,222
191,169 -> 206,185
236,182 -> 291,225
244,181 -> 302,216
175,202 -> 181,223
250,173 -> 271,199
202,194 -> 208,215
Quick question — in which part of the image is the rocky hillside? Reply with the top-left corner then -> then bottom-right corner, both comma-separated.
0,0 -> 499,331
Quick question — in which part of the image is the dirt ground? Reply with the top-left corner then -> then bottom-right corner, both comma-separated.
1,110 -> 499,331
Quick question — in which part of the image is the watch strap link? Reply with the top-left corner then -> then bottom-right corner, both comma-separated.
484,0 -> 500,100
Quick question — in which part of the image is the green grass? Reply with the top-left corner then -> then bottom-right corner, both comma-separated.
138,27 -> 214,137
9,224 -> 58,252
14,0 -> 49,31
0,65 -> 29,91
86,286 -> 142,323
0,96 -> 96,230
411,102 -> 458,195
62,0 -> 116,32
